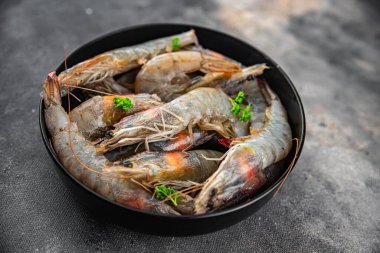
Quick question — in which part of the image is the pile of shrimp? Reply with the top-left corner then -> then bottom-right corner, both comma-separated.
42,30 -> 293,215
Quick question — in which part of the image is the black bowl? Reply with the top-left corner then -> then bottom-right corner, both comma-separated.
39,24 -> 306,235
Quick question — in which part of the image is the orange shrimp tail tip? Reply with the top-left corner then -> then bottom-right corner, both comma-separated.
201,55 -> 242,73
43,71 -> 61,107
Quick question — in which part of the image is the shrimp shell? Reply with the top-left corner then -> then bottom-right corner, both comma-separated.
43,72 -> 179,215
194,83 -> 292,214
110,150 -> 223,182
105,128 -> 214,162
70,93 -> 162,140
58,30 -> 198,91
135,51 -> 241,102
97,87 -> 249,153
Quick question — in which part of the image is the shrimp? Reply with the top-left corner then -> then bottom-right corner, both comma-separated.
69,93 -> 162,141
194,83 -> 292,214
58,30 -> 198,91
211,76 -> 271,149
134,51 -> 241,102
105,128 -> 214,162
97,87 -> 249,153
43,72 -> 178,215
106,150 -> 223,183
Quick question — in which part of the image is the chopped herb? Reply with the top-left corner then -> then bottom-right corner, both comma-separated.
239,104 -> 252,122
171,37 -> 181,51
234,91 -> 245,104
229,91 -> 253,121
229,90 -> 253,122
229,98 -> 241,115
154,185 -> 181,206
113,97 -> 134,112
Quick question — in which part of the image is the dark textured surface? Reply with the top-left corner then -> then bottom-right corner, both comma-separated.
0,0 -> 379,252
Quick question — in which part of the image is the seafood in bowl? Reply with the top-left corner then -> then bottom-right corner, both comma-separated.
41,28 -> 296,217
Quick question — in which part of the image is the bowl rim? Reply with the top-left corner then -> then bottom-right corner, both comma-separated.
39,23 -> 306,220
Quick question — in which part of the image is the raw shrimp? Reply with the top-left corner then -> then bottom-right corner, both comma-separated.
105,128 -> 214,162
97,87 -> 249,153
43,72 -> 178,215
213,76 -> 271,149
194,84 -> 292,214
106,150 -> 223,182
70,93 -> 162,140
58,30 -> 198,91
134,51 -> 241,101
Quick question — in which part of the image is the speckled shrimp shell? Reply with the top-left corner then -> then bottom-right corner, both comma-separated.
194,83 -> 292,214
69,93 -> 162,141
97,87 -> 249,153
108,149 -> 223,182
58,30 -> 198,92
43,72 -> 179,215
134,50 -> 241,102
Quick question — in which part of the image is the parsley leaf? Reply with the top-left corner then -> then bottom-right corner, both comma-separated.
154,185 -> 181,206
239,104 -> 252,122
229,98 -> 241,115
229,91 -> 253,122
234,91 -> 245,104
171,37 -> 181,51
113,97 -> 134,112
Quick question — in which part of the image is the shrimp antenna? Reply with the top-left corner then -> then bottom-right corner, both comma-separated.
274,138 -> 300,195
64,85 -> 118,96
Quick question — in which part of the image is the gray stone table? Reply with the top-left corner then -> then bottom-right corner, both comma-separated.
1,0 -> 379,252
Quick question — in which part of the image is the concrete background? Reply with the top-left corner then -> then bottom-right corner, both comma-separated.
0,0 -> 379,252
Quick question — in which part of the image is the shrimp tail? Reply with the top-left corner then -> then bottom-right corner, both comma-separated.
188,29 -> 199,47
201,55 -> 241,74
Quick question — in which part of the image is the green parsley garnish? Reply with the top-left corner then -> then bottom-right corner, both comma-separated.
239,104 -> 252,122
171,37 -> 181,51
234,91 -> 245,104
229,91 -> 253,122
229,98 -> 241,115
154,185 -> 181,206
113,97 -> 134,112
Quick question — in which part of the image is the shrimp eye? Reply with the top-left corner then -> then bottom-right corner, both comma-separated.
247,75 -> 254,81
123,161 -> 133,168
